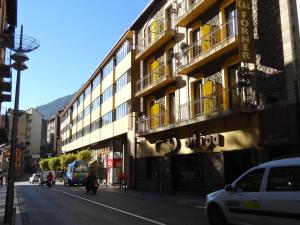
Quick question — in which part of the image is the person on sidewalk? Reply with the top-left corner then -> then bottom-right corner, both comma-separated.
118,171 -> 127,191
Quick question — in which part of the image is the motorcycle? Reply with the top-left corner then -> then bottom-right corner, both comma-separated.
47,180 -> 53,188
86,179 -> 99,194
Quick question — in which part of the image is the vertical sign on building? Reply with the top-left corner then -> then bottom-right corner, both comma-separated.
237,0 -> 255,63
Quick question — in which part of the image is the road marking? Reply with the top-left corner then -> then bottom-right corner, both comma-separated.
53,188 -> 166,225
194,205 -> 206,209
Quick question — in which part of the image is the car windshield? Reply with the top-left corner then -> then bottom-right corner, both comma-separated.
74,164 -> 89,173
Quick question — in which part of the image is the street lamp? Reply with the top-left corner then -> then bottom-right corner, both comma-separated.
4,25 -> 39,225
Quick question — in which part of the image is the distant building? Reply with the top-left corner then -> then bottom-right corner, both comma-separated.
47,110 -> 62,156
0,145 -> 22,178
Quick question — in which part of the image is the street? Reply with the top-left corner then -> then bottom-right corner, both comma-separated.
15,182 -> 209,225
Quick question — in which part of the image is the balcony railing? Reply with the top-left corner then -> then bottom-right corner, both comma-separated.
136,19 -> 175,59
177,0 -> 217,27
177,18 -> 238,73
137,86 -> 256,134
136,63 -> 175,95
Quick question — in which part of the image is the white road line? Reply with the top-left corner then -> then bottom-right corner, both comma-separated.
194,205 -> 206,209
53,188 -> 167,225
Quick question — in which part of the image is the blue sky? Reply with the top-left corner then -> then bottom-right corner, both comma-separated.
3,0 -> 149,111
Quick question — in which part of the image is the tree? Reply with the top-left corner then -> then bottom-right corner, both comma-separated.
77,149 -> 92,162
59,154 -> 77,170
48,157 -> 61,172
39,158 -> 49,170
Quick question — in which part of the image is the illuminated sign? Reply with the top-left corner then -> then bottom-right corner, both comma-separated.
237,0 -> 255,63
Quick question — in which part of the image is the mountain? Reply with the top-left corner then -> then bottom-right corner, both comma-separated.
37,94 -> 74,120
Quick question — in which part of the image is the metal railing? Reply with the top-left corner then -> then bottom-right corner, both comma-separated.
137,19 -> 175,55
177,0 -> 205,20
136,63 -> 172,93
177,18 -> 238,69
137,86 -> 256,133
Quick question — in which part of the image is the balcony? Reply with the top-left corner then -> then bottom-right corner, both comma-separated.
0,93 -> 11,102
177,0 -> 217,27
136,63 -> 176,97
0,79 -> 12,92
0,64 -> 11,78
137,87 -> 256,135
177,18 -> 238,75
136,19 -> 176,60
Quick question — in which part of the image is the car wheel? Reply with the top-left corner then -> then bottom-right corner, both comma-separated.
207,204 -> 227,225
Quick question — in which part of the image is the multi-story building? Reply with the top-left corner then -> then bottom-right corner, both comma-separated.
61,30 -> 138,185
0,0 -> 17,142
47,110 -> 62,156
130,0 -> 300,195
7,108 -> 42,171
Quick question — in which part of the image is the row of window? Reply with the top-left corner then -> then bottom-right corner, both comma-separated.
61,39 -> 132,124
61,69 -> 131,127
61,101 -> 131,145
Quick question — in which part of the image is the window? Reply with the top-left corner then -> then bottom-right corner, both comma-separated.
83,125 -> 90,136
226,3 -> 237,37
92,74 -> 101,91
267,166 -> 300,192
92,97 -> 100,111
235,168 -> 265,192
116,40 -> 131,65
91,119 -> 101,132
116,101 -> 130,120
116,69 -> 131,92
76,129 -> 83,139
83,105 -> 90,118
84,85 -> 91,99
103,86 -> 113,102
103,59 -> 114,79
102,111 -> 113,126
77,111 -> 83,123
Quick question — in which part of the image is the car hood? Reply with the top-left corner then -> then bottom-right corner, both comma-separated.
206,189 -> 225,200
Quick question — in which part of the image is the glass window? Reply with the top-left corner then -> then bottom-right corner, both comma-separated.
116,101 -> 130,120
77,111 -> 83,122
116,69 -> 131,92
102,111 -> 113,126
74,163 -> 89,173
103,86 -> 113,102
84,85 -> 91,99
116,40 -> 131,65
83,105 -> 90,118
91,119 -> 101,132
76,129 -> 83,139
92,74 -> 101,90
226,3 -> 237,37
235,168 -> 265,192
103,59 -> 114,79
267,166 -> 300,192
92,97 -> 100,111
83,125 -> 90,136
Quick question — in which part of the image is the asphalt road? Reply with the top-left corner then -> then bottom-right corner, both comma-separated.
15,181 -> 209,225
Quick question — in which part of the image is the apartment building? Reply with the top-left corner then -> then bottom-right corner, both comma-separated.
0,0 -> 17,141
130,0 -> 300,195
61,30 -> 138,185
46,110 -> 62,156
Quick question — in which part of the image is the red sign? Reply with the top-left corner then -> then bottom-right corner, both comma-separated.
107,159 -> 122,168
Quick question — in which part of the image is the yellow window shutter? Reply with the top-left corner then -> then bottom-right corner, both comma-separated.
151,19 -> 158,43
201,24 -> 211,51
151,60 -> 160,82
215,82 -> 223,111
151,103 -> 160,128
203,80 -> 213,114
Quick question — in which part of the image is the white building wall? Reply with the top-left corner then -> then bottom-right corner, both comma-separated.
26,108 -> 42,155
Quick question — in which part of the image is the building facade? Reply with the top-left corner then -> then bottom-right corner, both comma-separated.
47,110 -> 62,156
130,0 -> 300,195
61,30 -> 139,185
0,0 -> 17,111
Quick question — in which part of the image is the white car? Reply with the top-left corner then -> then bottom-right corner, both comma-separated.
206,157 -> 300,225
29,173 -> 41,184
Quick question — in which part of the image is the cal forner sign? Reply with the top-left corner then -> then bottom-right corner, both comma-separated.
237,0 -> 255,63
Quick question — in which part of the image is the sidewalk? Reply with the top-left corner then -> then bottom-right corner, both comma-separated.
0,186 -> 22,225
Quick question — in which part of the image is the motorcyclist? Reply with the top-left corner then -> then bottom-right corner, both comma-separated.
85,171 -> 98,193
46,172 -> 54,187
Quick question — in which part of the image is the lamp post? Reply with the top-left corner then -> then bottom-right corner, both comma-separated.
4,25 -> 39,225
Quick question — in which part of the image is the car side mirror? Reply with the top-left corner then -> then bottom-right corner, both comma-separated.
225,184 -> 234,192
